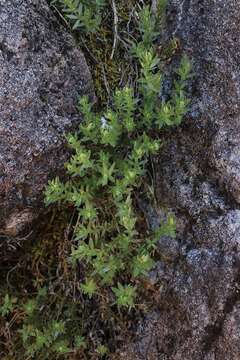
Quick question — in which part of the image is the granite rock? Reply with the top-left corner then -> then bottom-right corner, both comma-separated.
118,0 -> 240,358
0,0 -> 94,237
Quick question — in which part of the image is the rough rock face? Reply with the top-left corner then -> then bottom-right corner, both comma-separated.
118,0 -> 240,359
0,0 -> 94,236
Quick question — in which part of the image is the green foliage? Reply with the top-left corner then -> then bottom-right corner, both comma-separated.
96,344 -> 108,356
80,279 -> 97,298
75,335 -> 87,349
132,254 -> 155,278
1,1 -> 192,358
19,320 -> 69,357
138,5 -> 159,48
5,287 -> 86,359
45,1 -> 191,310
112,283 -> 136,309
0,294 -> 17,317
18,289 -> 65,357
154,215 -> 176,239
23,299 -> 37,316
51,0 -> 106,32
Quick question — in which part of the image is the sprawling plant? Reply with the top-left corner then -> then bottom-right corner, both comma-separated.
0,2 -> 192,358
51,0 -> 106,32
0,288 -> 88,359
45,3 -> 191,308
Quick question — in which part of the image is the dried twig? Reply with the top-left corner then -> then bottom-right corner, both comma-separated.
51,4 -> 70,28
110,0 -> 119,59
101,64 -> 111,98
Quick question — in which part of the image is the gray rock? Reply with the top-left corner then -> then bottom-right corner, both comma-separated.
210,125 -> 240,203
207,302 -> 240,360
0,0 -> 94,236
118,0 -> 240,358
196,210 -> 240,253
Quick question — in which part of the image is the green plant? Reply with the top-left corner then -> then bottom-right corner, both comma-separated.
51,0 -> 106,32
80,278 -> 98,298
0,1 -> 192,358
96,344 -> 108,357
10,287 -> 87,359
45,2 -> 191,310
74,335 -> 87,350
0,294 -> 17,317
19,320 -> 69,357
112,283 -> 136,309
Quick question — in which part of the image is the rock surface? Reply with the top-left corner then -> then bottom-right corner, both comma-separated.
118,0 -> 240,359
0,0 -> 94,237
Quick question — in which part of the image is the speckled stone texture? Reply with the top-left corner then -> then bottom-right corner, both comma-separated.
117,0 -> 240,359
0,0 -> 94,236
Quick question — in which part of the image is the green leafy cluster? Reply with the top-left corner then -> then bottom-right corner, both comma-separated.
45,3 -> 191,309
0,294 -> 17,317
51,0 -> 106,32
0,288 -> 87,359
0,2 -> 192,359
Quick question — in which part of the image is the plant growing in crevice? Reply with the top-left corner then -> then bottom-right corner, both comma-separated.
45,2 -> 192,309
0,1 -> 192,359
